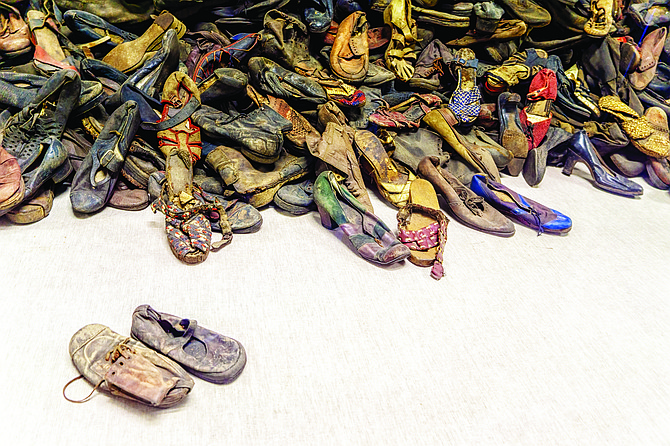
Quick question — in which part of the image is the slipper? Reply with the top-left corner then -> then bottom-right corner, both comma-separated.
131,304 -> 246,384
396,179 -> 448,280
70,101 -> 141,214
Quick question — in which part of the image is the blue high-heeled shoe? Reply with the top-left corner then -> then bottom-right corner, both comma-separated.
561,130 -> 644,198
470,174 -> 572,235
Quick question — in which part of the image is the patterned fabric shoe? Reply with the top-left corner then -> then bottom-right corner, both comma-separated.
151,185 -> 233,264
447,48 -> 481,125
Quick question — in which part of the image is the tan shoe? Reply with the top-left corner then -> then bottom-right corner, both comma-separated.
0,3 -> 31,57
102,11 -> 185,73
330,11 -> 369,82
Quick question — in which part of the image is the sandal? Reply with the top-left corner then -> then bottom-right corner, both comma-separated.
396,178 -> 448,280
599,95 -> 670,158
447,48 -> 481,125
383,0 -> 417,81
369,93 -> 441,129
353,129 -> 415,208
584,0 -> 614,37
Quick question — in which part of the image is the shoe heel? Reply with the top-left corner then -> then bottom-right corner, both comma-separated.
52,159 -> 73,184
316,203 -> 336,229
562,152 -> 579,176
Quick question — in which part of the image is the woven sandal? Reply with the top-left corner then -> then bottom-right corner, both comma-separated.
397,179 -> 448,280
448,48 -> 481,125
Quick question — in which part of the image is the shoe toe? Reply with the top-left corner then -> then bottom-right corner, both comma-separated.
68,323 -> 109,357
70,189 -> 106,214
544,210 -> 572,234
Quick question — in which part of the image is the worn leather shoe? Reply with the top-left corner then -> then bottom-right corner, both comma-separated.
131,305 -> 246,384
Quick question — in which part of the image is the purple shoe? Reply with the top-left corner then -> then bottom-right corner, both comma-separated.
470,174 -> 572,235
314,170 -> 411,265
131,305 -> 246,385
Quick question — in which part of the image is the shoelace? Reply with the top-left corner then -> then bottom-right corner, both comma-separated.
63,338 -> 135,404
457,188 -> 484,216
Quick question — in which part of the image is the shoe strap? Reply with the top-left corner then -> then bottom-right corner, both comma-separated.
397,202 -> 449,280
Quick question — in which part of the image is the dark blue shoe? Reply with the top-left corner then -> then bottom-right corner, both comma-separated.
64,10 -> 138,48
304,0 -> 334,33
470,174 -> 572,235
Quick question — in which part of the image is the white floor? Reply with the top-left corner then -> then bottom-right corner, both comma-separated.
1,165 -> 669,445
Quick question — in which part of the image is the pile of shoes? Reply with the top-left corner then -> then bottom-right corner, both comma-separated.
1,0 -> 669,279
64,305 -> 245,407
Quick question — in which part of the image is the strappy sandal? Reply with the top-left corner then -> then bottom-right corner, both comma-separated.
353,129 -> 415,208
447,48 -> 481,125
383,0 -> 417,81
584,0 -> 614,37
396,179 -> 448,280
599,95 -> 670,158
369,93 -> 441,128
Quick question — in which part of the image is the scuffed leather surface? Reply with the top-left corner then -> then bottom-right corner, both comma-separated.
69,323 -> 194,407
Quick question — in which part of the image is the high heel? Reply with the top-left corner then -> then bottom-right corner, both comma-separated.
561,151 -> 579,176
314,170 -> 411,265
561,130 -> 644,197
